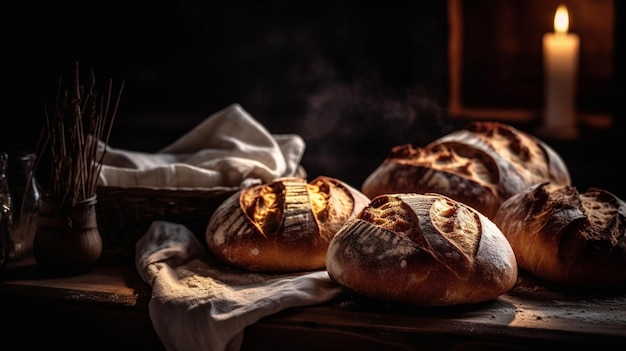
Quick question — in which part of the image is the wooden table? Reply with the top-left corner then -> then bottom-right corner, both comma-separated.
1,251 -> 625,351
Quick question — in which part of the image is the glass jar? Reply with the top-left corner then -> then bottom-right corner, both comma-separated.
7,152 -> 42,260
0,152 -> 13,270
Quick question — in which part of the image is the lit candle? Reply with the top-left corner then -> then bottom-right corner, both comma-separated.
542,4 -> 580,139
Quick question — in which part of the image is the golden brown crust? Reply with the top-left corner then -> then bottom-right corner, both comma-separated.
361,121 -> 571,219
205,176 -> 370,273
439,122 -> 570,187
362,142 -> 509,218
326,193 -> 518,306
494,182 -> 626,288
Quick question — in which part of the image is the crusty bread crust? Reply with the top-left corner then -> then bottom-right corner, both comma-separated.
326,193 -> 518,306
494,182 -> 626,288
361,121 -> 571,219
438,122 -> 571,187
206,176 -> 370,273
362,142 -> 511,219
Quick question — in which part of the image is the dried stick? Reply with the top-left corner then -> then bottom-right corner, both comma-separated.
39,62 -> 124,207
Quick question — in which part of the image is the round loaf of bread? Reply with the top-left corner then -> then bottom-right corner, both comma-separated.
494,182 -> 626,288
361,141 -> 515,219
437,121 -> 570,187
326,192 -> 518,306
206,176 -> 370,273
361,121 -> 570,219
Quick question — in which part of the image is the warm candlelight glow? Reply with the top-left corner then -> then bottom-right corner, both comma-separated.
541,3 -> 579,139
554,4 -> 570,34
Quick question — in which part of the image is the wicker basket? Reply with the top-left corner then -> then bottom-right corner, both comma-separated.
95,186 -> 237,251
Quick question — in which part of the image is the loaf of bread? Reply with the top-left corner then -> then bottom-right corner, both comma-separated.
326,192 -> 518,306
437,121 -> 570,187
361,121 -> 570,219
205,176 -> 370,273
494,182 -> 626,288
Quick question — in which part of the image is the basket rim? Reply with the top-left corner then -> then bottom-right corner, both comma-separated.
96,185 -> 239,193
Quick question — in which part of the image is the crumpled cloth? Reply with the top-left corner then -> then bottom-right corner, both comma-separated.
136,221 -> 345,351
96,103 -> 306,189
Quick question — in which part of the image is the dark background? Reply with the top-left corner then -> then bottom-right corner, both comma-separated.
1,1 -> 624,197
2,1 -> 452,189
462,0 -> 614,113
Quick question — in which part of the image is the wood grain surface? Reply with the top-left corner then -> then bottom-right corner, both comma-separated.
1,251 -> 625,350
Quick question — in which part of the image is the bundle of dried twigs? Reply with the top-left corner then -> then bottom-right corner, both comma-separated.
38,63 -> 124,207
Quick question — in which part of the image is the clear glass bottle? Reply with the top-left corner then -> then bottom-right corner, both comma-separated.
0,152 -> 13,270
7,152 -> 41,260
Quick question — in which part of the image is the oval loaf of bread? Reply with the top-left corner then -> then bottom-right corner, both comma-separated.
326,192 -> 518,306
206,176 -> 370,273
361,121 -> 570,219
494,182 -> 626,288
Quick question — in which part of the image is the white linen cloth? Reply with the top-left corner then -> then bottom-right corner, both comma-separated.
96,103 -> 306,189
136,221 -> 345,351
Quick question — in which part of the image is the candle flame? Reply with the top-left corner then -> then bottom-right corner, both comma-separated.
554,4 -> 570,34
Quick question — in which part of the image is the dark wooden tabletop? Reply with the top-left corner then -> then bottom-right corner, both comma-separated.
1,251 -> 625,351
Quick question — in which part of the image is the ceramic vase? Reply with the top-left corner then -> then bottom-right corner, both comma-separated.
33,196 -> 102,276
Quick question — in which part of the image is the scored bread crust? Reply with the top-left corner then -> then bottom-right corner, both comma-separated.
361,121 -> 571,219
494,182 -> 626,288
362,141 -> 515,219
205,176 -> 370,273
326,193 -> 518,306
437,121 -> 571,187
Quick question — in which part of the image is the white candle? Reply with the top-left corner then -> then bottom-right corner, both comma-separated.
542,4 -> 580,139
